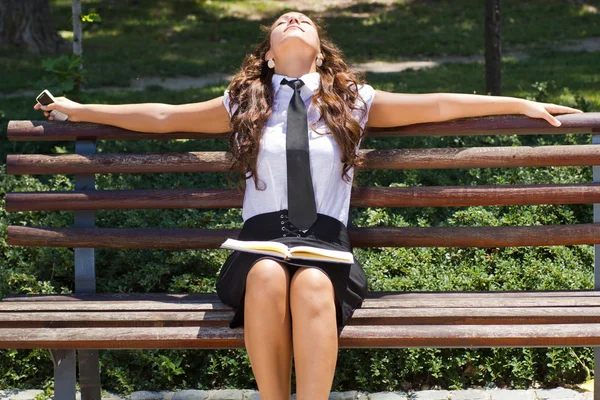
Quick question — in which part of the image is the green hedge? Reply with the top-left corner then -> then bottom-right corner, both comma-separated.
0,138 -> 596,395
0,85 -> 597,395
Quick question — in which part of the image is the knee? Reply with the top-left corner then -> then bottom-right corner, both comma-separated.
290,268 -> 335,313
246,259 -> 290,302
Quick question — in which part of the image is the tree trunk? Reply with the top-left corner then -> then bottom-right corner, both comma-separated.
72,0 -> 82,58
0,0 -> 70,55
72,0 -> 83,90
484,0 -> 502,96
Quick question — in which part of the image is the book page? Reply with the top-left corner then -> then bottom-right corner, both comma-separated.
289,252 -> 354,264
220,238 -> 289,254
290,246 -> 354,263
219,239 -> 355,264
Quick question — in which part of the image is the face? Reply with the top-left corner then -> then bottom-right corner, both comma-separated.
265,12 -> 322,63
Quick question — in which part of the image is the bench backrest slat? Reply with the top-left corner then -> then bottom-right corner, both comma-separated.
6,184 -> 600,212
8,224 -> 600,249
7,145 -> 600,175
7,114 -> 600,141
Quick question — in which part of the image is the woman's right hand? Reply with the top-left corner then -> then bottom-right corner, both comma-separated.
33,96 -> 84,122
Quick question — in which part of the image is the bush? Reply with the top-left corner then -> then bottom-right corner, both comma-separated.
0,86 -> 596,394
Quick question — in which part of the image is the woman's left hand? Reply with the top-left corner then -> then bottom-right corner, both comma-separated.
520,99 -> 584,127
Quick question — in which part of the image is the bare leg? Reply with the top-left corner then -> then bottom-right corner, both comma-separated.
244,259 -> 294,400
289,267 -> 338,400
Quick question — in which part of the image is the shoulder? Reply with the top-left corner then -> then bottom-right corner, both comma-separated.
357,83 -> 375,98
357,83 -> 376,110
343,81 -> 376,109
347,83 -> 376,127
222,89 -> 239,117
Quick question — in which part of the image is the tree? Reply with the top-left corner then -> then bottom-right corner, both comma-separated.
484,0 -> 502,96
72,0 -> 83,90
0,0 -> 70,54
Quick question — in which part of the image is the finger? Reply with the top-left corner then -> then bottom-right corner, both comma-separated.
40,103 -> 56,111
33,103 -> 40,110
546,114 -> 561,127
545,104 -> 584,114
555,107 -> 583,114
44,112 -> 49,117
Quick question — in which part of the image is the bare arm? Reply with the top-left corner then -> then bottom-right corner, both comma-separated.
366,90 -> 442,127
34,96 -> 231,134
366,89 -> 583,128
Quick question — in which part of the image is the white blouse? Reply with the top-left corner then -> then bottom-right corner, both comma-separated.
222,71 -> 376,227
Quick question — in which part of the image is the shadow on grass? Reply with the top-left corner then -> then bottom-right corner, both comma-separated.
2,0 -> 599,94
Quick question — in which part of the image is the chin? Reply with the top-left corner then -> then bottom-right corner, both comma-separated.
278,35 -> 318,50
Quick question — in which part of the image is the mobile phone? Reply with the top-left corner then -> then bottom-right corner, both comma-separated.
36,90 -> 69,121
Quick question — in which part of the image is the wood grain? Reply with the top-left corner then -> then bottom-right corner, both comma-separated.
4,290 -> 600,302
3,295 -> 600,311
4,307 -> 600,328
2,324 -> 600,349
8,145 -> 600,175
7,184 -> 600,211
7,113 -> 599,141
8,224 -> 600,249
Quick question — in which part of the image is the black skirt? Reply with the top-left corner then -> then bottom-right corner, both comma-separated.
216,209 -> 368,337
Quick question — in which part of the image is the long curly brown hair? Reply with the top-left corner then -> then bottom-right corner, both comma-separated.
226,13 -> 369,192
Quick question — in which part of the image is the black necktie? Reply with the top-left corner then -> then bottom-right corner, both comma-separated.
280,78 -> 317,231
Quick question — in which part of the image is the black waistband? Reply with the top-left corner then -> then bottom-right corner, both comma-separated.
239,209 -> 349,246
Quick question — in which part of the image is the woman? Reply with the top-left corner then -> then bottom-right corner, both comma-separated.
35,11 -> 583,400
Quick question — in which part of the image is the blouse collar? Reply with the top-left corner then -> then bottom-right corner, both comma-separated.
271,71 -> 320,100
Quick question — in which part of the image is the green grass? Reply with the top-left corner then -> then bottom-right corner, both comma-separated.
367,50 -> 600,104
1,0 -> 600,93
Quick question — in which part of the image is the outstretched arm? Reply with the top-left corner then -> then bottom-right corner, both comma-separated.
366,89 -> 583,128
34,96 -> 231,134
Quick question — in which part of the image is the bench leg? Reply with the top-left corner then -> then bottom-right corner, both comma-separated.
595,348 -> 599,400
78,350 -> 101,400
50,349 -> 76,400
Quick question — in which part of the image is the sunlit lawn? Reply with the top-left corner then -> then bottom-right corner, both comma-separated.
1,0 -> 599,93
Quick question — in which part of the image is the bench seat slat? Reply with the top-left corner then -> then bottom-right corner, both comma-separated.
350,308 -> 600,326
9,224 -> 600,249
0,301 -> 226,311
2,324 -> 600,349
1,292 -> 222,301
3,294 -> 600,311
342,324 -> 600,348
3,290 -> 599,302
4,308 -> 600,328
0,311 -> 232,327
8,184 -> 600,211
8,145 -> 600,175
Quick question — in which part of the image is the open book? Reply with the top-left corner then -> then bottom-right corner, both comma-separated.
220,238 -> 355,264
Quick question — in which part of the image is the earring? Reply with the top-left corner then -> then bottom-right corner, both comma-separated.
316,57 -> 323,67
267,58 -> 275,69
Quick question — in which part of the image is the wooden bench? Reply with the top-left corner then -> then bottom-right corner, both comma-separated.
3,112 -> 600,400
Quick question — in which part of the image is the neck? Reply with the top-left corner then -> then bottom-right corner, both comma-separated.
273,54 -> 317,78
